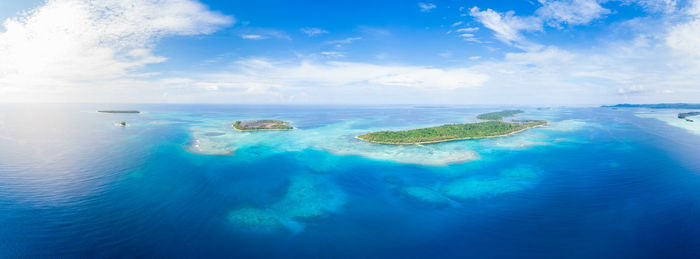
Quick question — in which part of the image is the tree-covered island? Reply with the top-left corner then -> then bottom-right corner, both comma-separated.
678,112 -> 700,122
602,103 -> 700,109
476,110 -> 523,120
357,110 -> 546,145
233,120 -> 293,131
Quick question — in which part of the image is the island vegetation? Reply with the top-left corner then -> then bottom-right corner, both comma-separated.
678,112 -> 700,122
476,110 -> 523,120
357,119 -> 546,145
603,103 -> 700,109
678,112 -> 700,119
233,120 -> 293,131
98,110 -> 140,113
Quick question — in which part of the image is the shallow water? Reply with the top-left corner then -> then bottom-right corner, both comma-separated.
1,104 -> 700,258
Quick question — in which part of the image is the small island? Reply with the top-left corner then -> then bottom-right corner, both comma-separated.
357,110 -> 546,145
678,112 -> 700,122
233,120 -> 293,131
476,110 -> 523,120
98,110 -> 140,114
602,103 -> 700,109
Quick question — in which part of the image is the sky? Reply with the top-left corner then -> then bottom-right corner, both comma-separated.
0,0 -> 699,105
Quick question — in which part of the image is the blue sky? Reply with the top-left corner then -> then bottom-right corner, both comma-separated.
1,0 -> 699,104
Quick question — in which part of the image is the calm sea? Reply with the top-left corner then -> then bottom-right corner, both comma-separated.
1,104 -> 699,258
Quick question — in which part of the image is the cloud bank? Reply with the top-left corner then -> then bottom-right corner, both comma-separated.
0,0 -> 232,102
1,0 -> 699,104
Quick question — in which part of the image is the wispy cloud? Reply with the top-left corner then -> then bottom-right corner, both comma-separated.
469,0 -> 612,47
456,27 -> 479,33
617,85 -> 647,95
238,29 -> 291,40
241,34 -> 266,40
623,0 -> 678,13
300,27 -> 328,36
319,51 -> 345,58
418,2 -> 437,12
536,0 -> 610,26
326,37 -> 362,45
469,7 -> 542,46
197,59 -> 489,92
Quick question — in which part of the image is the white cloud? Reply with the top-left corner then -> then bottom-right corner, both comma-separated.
238,29 -> 290,40
666,0 -> 700,57
418,2 -> 437,12
617,85 -> 647,94
469,7 -> 542,45
196,59 -> 489,92
456,27 -> 479,32
623,0 -> 677,13
319,51 -> 345,58
241,34 -> 266,40
0,0 -> 232,102
470,0 -> 609,46
438,51 -> 453,58
300,27 -> 328,36
166,34 -> 700,104
326,37 -> 362,45
3,0 -> 700,104
470,0 -> 684,49
451,21 -> 463,27
536,0 -> 610,25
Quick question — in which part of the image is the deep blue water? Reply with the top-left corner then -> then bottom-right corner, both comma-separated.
1,104 -> 700,258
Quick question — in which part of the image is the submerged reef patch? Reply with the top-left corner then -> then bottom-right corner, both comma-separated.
187,126 -> 237,155
228,207 -> 285,232
396,185 -> 451,208
440,166 -> 540,201
272,174 -> 346,220
228,174 -> 346,233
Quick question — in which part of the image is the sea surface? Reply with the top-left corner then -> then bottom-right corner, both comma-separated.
1,104 -> 700,258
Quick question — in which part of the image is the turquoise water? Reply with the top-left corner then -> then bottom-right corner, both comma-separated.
1,104 -> 700,257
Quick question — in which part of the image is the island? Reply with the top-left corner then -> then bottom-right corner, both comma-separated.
476,110 -> 523,120
678,112 -> 700,122
233,120 -> 293,131
357,110 -> 546,145
602,103 -> 700,109
98,110 -> 140,113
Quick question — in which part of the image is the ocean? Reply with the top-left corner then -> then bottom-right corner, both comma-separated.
1,104 -> 699,258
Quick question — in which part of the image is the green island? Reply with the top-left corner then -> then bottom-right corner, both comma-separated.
357,110 -> 546,145
476,110 -> 523,120
603,103 -> 700,109
98,110 -> 140,113
233,120 -> 293,131
678,112 -> 700,122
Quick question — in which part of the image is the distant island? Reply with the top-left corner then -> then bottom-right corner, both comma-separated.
602,103 -> 700,109
476,110 -> 523,120
357,110 -> 546,145
678,112 -> 700,122
233,120 -> 293,131
98,110 -> 140,113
